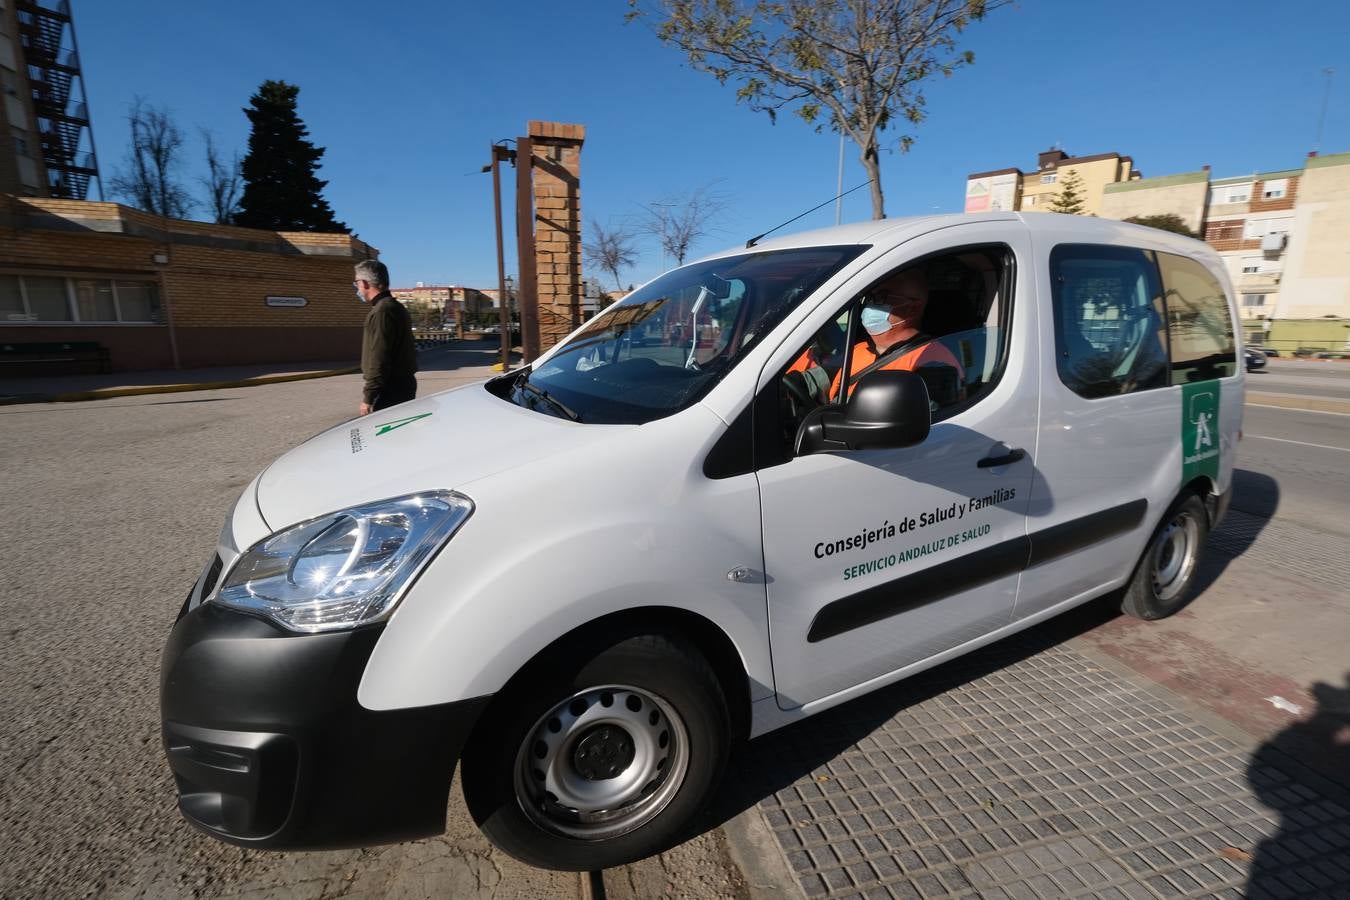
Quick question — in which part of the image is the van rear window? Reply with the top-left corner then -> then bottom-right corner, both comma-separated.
1158,253 -> 1236,382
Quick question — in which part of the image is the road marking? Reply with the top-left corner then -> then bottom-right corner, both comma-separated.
1246,403 -> 1350,417
1247,434 -> 1350,453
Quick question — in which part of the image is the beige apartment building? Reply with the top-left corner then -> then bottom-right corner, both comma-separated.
1097,152 -> 1350,351
390,284 -> 453,329
965,148 -> 1139,216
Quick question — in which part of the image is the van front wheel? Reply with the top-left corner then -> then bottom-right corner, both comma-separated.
1121,494 -> 1209,620
462,632 -> 730,871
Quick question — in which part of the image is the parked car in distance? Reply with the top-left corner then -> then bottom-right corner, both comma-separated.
1244,346 -> 1268,371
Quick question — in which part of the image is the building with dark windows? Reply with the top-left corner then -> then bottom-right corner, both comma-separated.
0,0 -> 100,199
0,195 -> 378,373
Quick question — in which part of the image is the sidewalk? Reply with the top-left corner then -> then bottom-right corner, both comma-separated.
665,505 -> 1350,900
0,340 -> 520,405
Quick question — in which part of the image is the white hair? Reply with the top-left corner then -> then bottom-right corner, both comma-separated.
354,260 -> 389,290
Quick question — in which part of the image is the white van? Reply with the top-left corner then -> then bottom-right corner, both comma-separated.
160,213 -> 1241,871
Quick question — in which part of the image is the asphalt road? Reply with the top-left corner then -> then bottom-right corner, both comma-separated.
0,352 -> 1345,899
1246,358 -> 1350,402
0,344 -> 579,899
1238,360 -> 1350,537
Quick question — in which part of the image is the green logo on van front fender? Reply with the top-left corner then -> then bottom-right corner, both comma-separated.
1181,382 -> 1220,484
374,412 -> 432,436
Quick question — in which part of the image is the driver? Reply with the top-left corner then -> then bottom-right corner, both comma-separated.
829,268 -> 965,402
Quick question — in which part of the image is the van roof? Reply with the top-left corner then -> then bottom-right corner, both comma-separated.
699,211 -> 1212,261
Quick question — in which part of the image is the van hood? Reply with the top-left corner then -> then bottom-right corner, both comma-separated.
256,383 -> 621,530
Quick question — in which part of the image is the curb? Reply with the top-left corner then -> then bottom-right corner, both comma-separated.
721,805 -> 808,900
4,366 -> 359,405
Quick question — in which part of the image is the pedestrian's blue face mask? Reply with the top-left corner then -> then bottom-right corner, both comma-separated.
861,305 -> 893,335
355,284 -> 366,302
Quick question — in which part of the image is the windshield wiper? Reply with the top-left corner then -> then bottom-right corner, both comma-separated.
516,375 -> 581,422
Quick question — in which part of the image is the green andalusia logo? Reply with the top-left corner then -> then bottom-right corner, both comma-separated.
1181,382 -> 1220,483
374,412 -> 432,436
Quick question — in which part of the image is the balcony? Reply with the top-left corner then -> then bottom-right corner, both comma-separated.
1238,271 -> 1281,291
16,0 -> 72,19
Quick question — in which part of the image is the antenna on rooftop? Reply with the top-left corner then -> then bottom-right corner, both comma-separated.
1314,67 -> 1335,154
745,179 -> 872,248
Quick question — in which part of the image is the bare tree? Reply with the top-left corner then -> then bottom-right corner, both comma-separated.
584,219 -> 640,291
628,0 -> 1008,219
642,183 -> 729,266
199,129 -> 242,225
108,97 -> 193,219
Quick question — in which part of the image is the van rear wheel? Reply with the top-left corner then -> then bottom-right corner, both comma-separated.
1121,494 -> 1209,620
462,632 -> 730,871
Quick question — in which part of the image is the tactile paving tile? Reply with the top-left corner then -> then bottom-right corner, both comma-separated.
729,639 -> 1350,899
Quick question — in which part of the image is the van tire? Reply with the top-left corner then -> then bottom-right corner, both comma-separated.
1121,493 -> 1209,620
461,631 -> 730,871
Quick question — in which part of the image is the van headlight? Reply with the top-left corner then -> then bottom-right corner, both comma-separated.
214,491 -> 473,633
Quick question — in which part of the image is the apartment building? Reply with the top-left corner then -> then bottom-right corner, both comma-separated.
1098,152 -> 1350,349
965,148 -> 1140,216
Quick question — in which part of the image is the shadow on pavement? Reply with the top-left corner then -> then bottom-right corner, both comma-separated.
1246,674 -> 1350,897
417,339 -> 520,373
144,397 -> 236,406
1190,469 -> 1278,597
1229,468 -> 1281,521
701,595 -> 1122,836
703,476 -> 1281,840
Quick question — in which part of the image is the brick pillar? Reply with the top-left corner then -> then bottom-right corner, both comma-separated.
526,121 -> 584,354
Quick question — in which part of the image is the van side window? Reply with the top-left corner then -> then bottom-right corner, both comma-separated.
776,245 -> 1012,450
1158,252 -> 1236,382
1050,245 -> 1168,399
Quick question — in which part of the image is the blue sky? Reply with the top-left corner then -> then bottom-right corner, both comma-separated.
75,1 -> 1349,290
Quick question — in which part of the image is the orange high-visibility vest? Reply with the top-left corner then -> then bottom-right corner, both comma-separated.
829,339 -> 964,401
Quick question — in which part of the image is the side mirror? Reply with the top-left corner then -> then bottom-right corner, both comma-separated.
795,369 -> 932,455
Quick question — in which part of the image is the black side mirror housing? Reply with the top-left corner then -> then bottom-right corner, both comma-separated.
795,369 -> 932,455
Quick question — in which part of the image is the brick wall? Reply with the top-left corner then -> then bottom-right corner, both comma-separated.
1203,219 -> 1260,252
0,195 -> 377,371
527,121 -> 584,352
1249,175 -> 1298,214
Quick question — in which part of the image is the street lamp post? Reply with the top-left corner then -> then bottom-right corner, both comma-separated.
484,141 -> 516,370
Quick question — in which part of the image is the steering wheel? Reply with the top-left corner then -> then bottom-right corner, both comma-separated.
781,370 -> 815,420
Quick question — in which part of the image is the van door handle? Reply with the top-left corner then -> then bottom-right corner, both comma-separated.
977,447 -> 1025,468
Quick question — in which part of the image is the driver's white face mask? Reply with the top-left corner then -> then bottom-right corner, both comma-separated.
861,305 -> 893,335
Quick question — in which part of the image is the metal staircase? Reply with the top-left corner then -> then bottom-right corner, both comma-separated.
14,0 -> 99,199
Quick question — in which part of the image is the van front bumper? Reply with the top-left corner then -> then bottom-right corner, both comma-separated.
160,602 -> 490,850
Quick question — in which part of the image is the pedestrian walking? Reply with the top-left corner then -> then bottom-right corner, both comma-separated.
354,260 -> 417,415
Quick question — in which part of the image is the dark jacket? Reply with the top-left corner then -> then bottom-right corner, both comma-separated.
361,293 -> 418,404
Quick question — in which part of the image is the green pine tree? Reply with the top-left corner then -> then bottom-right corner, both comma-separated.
1047,168 -> 1087,215
235,80 -> 347,232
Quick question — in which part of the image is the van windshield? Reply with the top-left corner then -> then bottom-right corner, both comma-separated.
503,246 -> 865,424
